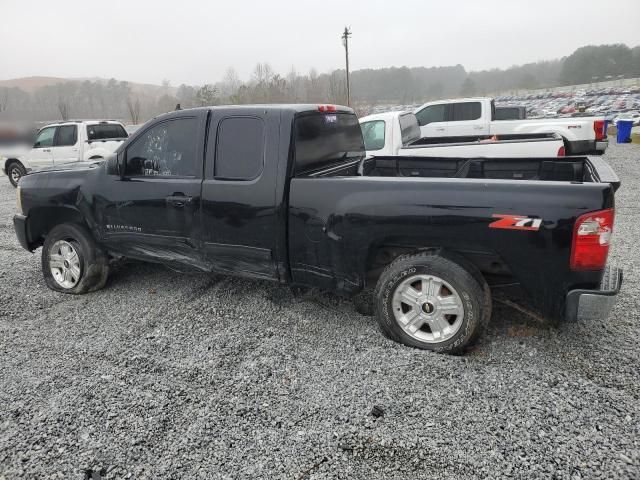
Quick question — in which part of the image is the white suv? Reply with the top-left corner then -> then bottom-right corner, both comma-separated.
2,120 -> 128,187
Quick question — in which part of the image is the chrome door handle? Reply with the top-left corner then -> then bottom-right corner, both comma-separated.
473,126 -> 484,130
436,128 -> 445,132
43,149 -> 51,152
166,195 -> 194,208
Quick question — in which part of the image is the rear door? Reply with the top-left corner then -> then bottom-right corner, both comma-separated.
446,101 -> 487,137
52,125 -> 79,164
99,111 -> 207,267
415,103 -> 449,138
200,108 -> 281,280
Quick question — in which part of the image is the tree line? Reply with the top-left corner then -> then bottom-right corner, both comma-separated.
1,43 -> 638,124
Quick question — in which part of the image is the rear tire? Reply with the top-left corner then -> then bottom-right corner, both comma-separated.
7,161 -> 26,188
42,223 -> 109,294
373,252 -> 491,354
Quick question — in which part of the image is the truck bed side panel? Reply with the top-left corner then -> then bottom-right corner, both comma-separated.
288,177 -> 614,318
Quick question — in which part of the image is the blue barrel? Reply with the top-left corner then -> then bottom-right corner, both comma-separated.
617,120 -> 633,143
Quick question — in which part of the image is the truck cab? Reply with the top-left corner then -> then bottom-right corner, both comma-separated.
415,98 -> 490,137
414,97 -> 609,155
3,120 -> 128,187
360,111 -> 565,158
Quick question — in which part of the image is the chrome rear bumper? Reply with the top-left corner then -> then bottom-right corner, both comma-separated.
565,265 -> 622,322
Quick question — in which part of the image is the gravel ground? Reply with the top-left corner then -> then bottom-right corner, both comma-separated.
0,145 -> 639,480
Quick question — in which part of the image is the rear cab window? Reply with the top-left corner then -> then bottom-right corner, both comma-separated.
294,112 -> 365,175
87,123 -> 128,141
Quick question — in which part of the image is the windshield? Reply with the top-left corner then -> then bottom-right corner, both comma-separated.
293,112 -> 365,174
87,123 -> 128,141
361,120 -> 386,151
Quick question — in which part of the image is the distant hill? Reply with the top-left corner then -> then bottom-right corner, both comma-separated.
0,76 -> 69,92
0,76 -> 176,96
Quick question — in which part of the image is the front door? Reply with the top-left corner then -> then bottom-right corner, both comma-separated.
28,126 -> 56,169
415,103 -> 449,139
99,112 -> 207,269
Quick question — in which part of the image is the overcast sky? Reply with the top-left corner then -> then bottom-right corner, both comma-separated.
1,0 -> 638,85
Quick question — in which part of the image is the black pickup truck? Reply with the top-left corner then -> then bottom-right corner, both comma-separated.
13,104 -> 622,353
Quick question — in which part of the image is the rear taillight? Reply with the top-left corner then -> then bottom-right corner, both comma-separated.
557,146 -> 565,157
570,208 -> 614,271
593,120 -> 605,140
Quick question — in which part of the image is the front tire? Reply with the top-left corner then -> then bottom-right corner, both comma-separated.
42,223 -> 109,294
373,253 -> 491,354
7,161 -> 26,188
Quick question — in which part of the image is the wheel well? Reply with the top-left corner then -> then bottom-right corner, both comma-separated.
5,158 -> 22,171
26,207 -> 88,249
363,244 -> 511,290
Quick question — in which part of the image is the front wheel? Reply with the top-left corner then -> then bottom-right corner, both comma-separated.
374,253 -> 491,354
42,223 -> 109,294
7,161 -> 26,187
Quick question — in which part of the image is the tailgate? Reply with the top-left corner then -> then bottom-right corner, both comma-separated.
586,156 -> 620,191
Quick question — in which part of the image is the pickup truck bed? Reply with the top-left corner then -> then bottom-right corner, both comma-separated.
291,154 -> 620,320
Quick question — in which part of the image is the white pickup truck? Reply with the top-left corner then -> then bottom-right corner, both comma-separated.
414,97 -> 608,155
2,120 -> 128,187
360,111 -> 566,158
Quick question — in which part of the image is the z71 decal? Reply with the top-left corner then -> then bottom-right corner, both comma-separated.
489,214 -> 542,231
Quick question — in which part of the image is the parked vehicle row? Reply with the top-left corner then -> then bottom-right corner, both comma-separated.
496,86 -> 640,120
13,104 -> 622,353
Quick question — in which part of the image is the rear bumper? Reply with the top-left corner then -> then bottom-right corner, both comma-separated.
595,140 -> 609,152
13,214 -> 33,252
565,265 -> 622,322
569,139 -> 608,154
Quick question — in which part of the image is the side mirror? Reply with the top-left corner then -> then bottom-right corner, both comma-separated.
34,141 -> 40,148
106,153 -> 122,176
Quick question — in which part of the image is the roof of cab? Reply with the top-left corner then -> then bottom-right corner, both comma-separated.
212,104 -> 353,113
359,111 -> 408,123
154,104 -> 353,119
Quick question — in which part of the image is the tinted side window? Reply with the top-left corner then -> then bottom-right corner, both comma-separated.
415,104 -> 447,126
215,117 -> 265,180
34,127 -> 56,148
451,102 -> 481,121
361,121 -> 385,151
55,125 -> 77,146
124,118 -> 197,177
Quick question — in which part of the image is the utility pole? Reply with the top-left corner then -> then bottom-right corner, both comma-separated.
341,27 -> 352,106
